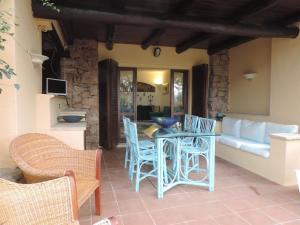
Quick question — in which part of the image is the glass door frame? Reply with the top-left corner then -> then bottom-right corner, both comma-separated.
170,69 -> 189,119
118,67 -> 137,142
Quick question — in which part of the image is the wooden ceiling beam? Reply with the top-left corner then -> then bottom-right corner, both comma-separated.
176,0 -> 278,53
32,3 -> 299,39
103,0 -> 126,50
141,0 -> 194,49
58,20 -> 74,45
207,37 -> 254,55
105,24 -> 116,50
207,10 -> 300,55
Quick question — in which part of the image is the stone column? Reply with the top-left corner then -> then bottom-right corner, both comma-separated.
208,50 -> 229,118
61,39 -> 99,149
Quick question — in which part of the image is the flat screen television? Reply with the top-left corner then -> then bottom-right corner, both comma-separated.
46,78 -> 67,96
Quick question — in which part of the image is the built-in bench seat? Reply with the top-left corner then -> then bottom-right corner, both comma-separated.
216,117 -> 300,186
217,134 -> 270,158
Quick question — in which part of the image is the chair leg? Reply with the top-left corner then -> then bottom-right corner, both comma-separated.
124,145 -> 129,168
95,186 -> 101,216
135,160 -> 141,192
184,153 -> 190,178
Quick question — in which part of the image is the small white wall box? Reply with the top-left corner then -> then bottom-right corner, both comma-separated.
31,53 -> 49,65
243,73 -> 256,80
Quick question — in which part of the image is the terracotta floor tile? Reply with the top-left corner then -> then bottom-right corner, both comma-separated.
97,149 -> 300,225
239,209 -> 277,225
121,212 -> 154,225
102,191 -> 116,203
186,218 -> 219,225
150,207 -> 191,225
284,220 -> 300,225
118,198 -> 146,214
213,214 -> 249,225
197,202 -> 232,217
115,188 -> 140,201
223,197 -> 256,212
283,203 -> 300,215
262,205 -> 300,223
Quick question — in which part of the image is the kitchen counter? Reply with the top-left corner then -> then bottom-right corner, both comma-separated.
51,122 -> 87,131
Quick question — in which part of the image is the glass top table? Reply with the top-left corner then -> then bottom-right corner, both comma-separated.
151,128 -> 217,198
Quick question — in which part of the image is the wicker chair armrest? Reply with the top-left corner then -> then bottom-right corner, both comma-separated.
18,161 -> 65,183
58,148 -> 102,179
0,176 -> 79,224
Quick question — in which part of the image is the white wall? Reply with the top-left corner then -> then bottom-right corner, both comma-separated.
0,0 -> 42,168
137,69 -> 170,110
228,33 -> 300,126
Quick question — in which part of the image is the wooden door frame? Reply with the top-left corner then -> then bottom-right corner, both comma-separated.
170,69 -> 189,117
192,64 -> 209,117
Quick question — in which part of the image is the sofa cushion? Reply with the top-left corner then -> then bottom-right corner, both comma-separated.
240,143 -> 270,158
218,134 -> 246,149
265,122 -> 298,144
240,120 -> 266,143
222,117 -> 242,138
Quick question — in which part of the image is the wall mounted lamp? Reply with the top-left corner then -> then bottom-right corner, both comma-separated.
243,72 -> 256,80
31,53 -> 49,65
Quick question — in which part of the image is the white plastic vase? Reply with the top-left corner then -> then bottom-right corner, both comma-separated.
296,170 -> 300,192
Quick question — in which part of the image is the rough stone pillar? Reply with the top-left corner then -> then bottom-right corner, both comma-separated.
61,39 -> 99,149
208,50 -> 230,118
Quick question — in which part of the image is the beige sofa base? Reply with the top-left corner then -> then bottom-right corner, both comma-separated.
216,134 -> 300,186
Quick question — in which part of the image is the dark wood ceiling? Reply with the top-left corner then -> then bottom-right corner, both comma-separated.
33,0 -> 300,54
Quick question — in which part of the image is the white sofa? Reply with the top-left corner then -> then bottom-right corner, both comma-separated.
216,117 -> 300,186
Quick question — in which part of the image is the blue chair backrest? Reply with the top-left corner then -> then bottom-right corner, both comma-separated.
127,121 -> 140,158
197,117 -> 216,133
184,114 -> 199,132
123,116 -> 131,140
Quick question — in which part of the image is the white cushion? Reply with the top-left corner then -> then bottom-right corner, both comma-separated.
222,117 -> 242,138
218,134 -> 245,149
240,143 -> 270,158
218,134 -> 271,158
265,122 -> 298,144
240,120 -> 266,143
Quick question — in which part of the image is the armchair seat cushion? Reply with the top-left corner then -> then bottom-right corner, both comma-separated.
77,179 -> 100,207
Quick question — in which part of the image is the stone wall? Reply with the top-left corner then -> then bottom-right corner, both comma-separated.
208,50 -> 230,118
61,39 -> 99,149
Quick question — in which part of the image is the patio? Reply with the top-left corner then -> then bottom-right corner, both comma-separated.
2,0 -> 300,224
79,148 -> 300,225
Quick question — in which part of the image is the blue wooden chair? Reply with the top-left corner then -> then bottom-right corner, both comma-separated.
184,114 -> 199,132
181,117 -> 216,177
123,117 -> 155,172
127,121 -> 158,192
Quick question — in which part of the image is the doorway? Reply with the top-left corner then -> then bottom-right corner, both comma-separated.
118,68 -> 188,143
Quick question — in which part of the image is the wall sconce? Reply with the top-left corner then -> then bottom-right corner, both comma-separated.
154,77 -> 163,85
31,53 -> 49,65
243,72 -> 256,80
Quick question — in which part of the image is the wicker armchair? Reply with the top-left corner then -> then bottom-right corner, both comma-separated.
0,175 -> 79,225
0,176 -> 119,225
9,133 -> 102,215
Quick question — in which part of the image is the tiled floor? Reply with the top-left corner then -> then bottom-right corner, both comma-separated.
79,149 -> 300,225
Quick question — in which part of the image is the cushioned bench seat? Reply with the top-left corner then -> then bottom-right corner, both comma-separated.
216,117 -> 300,186
217,134 -> 270,158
